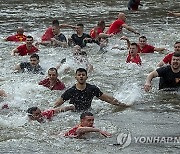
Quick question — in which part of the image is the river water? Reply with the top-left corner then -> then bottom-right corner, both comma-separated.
0,0 -> 180,154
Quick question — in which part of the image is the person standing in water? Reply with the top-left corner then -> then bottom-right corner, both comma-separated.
54,68 -> 129,111
128,0 -> 142,11
144,52 -> 180,91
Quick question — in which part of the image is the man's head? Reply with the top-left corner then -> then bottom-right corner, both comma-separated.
118,12 -> 126,22
27,107 -> 43,123
48,67 -> 58,81
52,19 -> 59,26
174,41 -> 180,52
129,43 -> 138,56
30,54 -> 39,67
76,23 -> 84,34
80,112 -> 94,127
171,52 -> 180,70
26,35 -> 34,45
75,68 -> 88,84
98,20 -> 105,31
52,25 -> 60,35
16,27 -> 24,35
138,36 -> 147,47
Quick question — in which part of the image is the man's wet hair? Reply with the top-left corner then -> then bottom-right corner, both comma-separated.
173,52 -> 180,57
80,112 -> 93,119
52,19 -> 59,26
17,27 -> 24,34
30,54 -> 39,60
26,35 -> 33,40
48,67 -> 58,75
174,41 -> 180,45
27,107 -> 38,115
139,36 -> 147,40
130,42 -> 138,47
76,68 -> 87,75
98,20 -> 105,27
77,23 -> 84,28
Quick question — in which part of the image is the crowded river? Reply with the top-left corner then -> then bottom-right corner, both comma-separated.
0,0 -> 180,153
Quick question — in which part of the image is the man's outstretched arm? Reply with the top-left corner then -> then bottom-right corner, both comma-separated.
99,93 -> 130,107
54,97 -> 65,108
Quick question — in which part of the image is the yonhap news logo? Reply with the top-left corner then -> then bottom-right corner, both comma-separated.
115,132 -> 180,149
116,133 -> 132,148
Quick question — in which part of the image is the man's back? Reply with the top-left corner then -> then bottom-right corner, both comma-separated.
106,19 -> 125,34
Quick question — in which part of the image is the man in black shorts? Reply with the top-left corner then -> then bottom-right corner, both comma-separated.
144,52 -> 180,91
54,68 -> 129,111
14,53 -> 44,75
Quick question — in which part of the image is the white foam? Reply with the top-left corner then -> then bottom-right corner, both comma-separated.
114,83 -> 142,106
0,115 -> 28,128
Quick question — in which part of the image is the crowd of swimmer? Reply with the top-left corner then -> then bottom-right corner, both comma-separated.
1,10 -> 180,138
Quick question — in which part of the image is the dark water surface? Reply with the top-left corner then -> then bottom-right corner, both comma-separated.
0,0 -> 180,154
